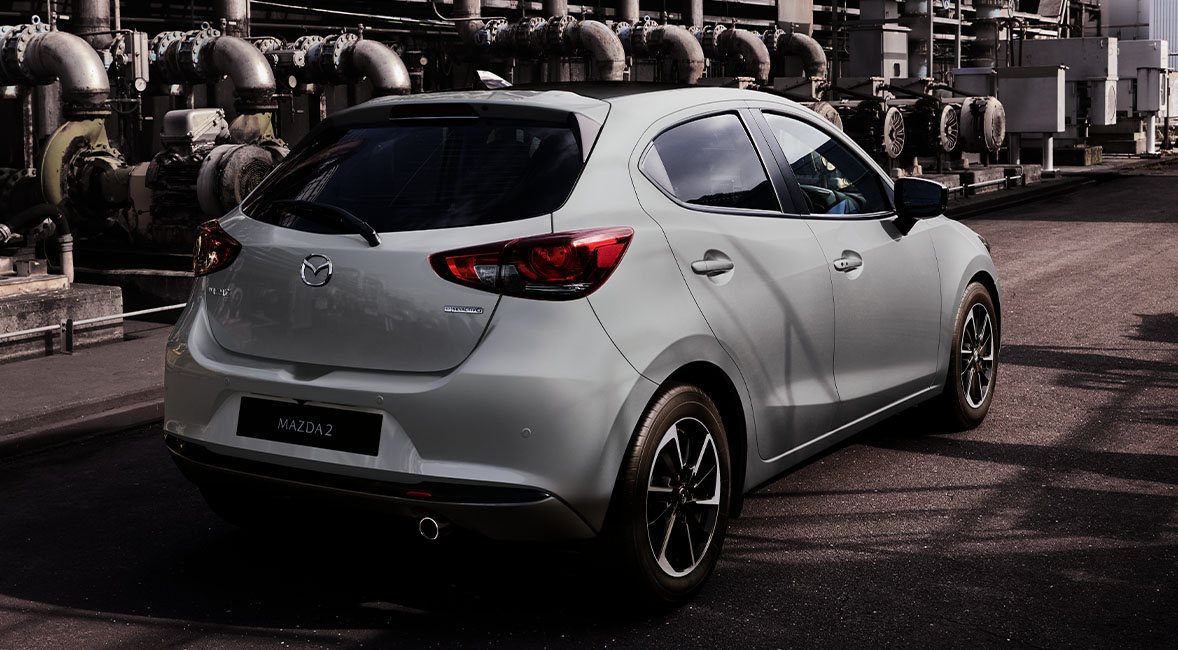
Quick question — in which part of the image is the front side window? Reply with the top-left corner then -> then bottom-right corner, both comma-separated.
763,113 -> 891,216
242,118 -> 584,233
640,113 -> 779,212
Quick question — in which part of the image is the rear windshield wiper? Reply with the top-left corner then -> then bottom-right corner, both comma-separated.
268,199 -> 382,247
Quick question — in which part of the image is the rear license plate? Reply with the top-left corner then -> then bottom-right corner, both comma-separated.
237,397 -> 381,456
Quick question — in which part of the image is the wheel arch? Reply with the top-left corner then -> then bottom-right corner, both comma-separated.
968,270 -> 1002,348
662,361 -> 749,518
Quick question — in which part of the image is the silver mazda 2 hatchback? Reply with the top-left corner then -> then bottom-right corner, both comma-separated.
165,85 -> 1000,606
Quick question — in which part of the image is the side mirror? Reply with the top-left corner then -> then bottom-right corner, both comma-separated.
894,177 -> 948,222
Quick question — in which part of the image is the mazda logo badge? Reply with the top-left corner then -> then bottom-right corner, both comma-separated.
301,254 -> 333,287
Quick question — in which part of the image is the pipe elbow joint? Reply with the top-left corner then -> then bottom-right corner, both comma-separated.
718,29 -> 771,84
207,35 -> 277,112
348,39 -> 412,96
571,20 -> 626,82
23,30 -> 111,113
780,32 -> 828,80
649,25 -> 705,84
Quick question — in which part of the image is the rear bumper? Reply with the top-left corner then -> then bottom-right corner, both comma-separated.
164,288 -> 659,539
166,434 -> 596,540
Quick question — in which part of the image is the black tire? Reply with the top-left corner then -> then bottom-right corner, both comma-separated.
933,282 -> 998,430
606,383 -> 731,609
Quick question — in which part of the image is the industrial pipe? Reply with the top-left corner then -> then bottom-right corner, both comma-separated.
650,25 -> 705,84
15,30 -> 111,111
349,39 -> 411,96
778,31 -> 827,79
688,0 -> 704,28
544,0 -> 569,17
570,20 -> 626,81
718,29 -> 771,84
618,0 -> 640,24
215,0 -> 250,37
206,35 -> 277,111
72,0 -> 113,48
455,0 -> 484,45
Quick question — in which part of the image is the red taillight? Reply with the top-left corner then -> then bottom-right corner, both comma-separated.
429,227 -> 634,300
193,220 -> 241,277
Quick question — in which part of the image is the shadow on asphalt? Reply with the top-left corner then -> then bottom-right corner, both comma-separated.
0,403 -> 1174,649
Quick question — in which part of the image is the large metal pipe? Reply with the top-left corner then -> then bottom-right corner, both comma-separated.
23,30 -> 111,109
544,0 -> 569,17
618,0 -> 639,24
650,25 -> 705,84
571,20 -> 626,81
350,39 -> 411,96
72,0 -> 113,49
215,0 -> 250,37
205,35 -> 276,110
455,0 -> 484,45
687,0 -> 704,28
718,29 -> 771,84
777,32 -> 827,79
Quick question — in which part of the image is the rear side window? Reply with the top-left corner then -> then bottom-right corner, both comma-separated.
242,118 -> 584,233
640,113 -> 779,212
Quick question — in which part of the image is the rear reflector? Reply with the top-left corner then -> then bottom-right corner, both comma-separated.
430,227 -> 634,300
193,220 -> 241,277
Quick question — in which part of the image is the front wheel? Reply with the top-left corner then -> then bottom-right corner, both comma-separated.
606,384 -> 731,608
933,282 -> 998,430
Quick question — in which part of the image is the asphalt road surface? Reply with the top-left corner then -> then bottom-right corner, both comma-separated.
3,164 -> 1176,649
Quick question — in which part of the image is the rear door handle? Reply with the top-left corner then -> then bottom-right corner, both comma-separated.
691,259 -> 735,276
832,253 -> 863,272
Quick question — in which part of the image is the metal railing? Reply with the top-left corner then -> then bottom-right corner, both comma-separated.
0,302 -> 187,353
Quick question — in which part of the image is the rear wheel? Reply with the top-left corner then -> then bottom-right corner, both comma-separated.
933,282 -> 998,430
607,384 -> 731,608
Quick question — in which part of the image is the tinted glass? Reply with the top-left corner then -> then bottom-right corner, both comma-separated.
641,114 -> 778,211
242,119 -> 583,233
763,113 -> 891,216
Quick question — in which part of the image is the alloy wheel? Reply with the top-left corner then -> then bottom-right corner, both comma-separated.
960,302 -> 995,408
645,417 -> 722,577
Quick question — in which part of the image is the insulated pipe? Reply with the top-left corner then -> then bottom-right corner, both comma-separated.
544,0 -> 569,17
215,0 -> 250,37
778,31 -> 827,79
618,0 -> 640,24
718,28 -> 771,84
650,25 -> 704,84
687,0 -> 704,28
455,0 -> 484,45
23,30 -> 111,109
571,20 -> 626,81
349,39 -> 411,96
72,0 -> 113,49
205,35 -> 276,110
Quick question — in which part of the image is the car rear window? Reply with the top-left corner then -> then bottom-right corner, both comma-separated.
241,118 -> 585,233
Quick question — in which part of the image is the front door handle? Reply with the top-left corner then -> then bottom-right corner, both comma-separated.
691,258 -> 735,276
832,252 -> 863,272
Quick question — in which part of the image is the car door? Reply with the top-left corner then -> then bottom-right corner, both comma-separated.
753,109 -> 943,425
631,105 -> 838,461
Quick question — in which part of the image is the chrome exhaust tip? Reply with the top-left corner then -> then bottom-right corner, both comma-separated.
418,516 -> 447,541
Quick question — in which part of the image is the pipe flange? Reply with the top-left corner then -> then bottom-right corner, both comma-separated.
252,36 -> 285,54
0,22 -> 50,85
546,16 -> 577,54
292,35 -> 324,53
698,24 -> 726,59
761,28 -> 785,57
321,32 -> 359,81
176,26 -> 222,81
148,31 -> 184,83
511,17 -> 546,57
626,17 -> 658,57
476,18 -> 509,47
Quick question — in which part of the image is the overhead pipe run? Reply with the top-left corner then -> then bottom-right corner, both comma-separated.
215,0 -> 251,37
0,23 -> 111,116
618,0 -> 640,25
